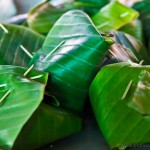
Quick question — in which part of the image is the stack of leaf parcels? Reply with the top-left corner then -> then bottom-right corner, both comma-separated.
0,0 -> 150,149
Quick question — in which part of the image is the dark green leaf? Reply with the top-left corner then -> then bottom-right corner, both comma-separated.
133,0 -> 150,48
13,103 -> 82,150
27,1 -> 68,35
92,1 -> 139,32
75,0 -> 109,7
0,24 -> 45,67
89,62 -> 150,149
74,0 -> 109,16
30,10 -> 113,113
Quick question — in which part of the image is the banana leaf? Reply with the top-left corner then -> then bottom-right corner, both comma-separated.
27,1 -> 68,35
108,31 -> 150,64
0,65 -> 82,150
119,20 -> 143,41
133,0 -> 150,48
0,65 -> 48,150
73,0 -> 109,16
89,62 -> 150,149
92,1 -> 139,32
13,103 -> 82,150
74,0 -> 109,7
0,24 -> 45,67
29,10 -> 113,113
128,70 -> 150,115
27,0 -> 109,35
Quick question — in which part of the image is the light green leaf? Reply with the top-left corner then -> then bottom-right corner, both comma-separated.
119,20 -> 143,41
0,65 -> 82,150
30,10 -> 113,113
89,62 -> 150,149
0,65 -> 48,150
0,24 -> 45,67
92,1 -> 139,32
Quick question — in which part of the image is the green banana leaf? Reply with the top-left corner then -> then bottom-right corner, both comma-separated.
0,24 -> 45,67
27,1 -> 68,35
108,31 -> 150,64
13,103 -> 82,150
119,20 -> 143,41
89,62 -> 150,149
0,65 -> 82,150
29,10 -> 113,113
0,65 -> 48,150
73,0 -> 109,16
75,0 -> 109,7
133,0 -> 150,48
92,1 -> 139,32
128,70 -> 150,115
27,0 -> 109,35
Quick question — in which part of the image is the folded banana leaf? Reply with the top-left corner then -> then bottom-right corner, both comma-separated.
0,65 -> 82,150
27,1 -> 68,35
13,103 -> 82,150
119,20 -> 143,41
133,0 -> 150,48
27,0 -> 109,35
0,24 -> 45,67
0,65 -> 48,150
89,62 -> 150,149
29,10 -> 113,113
92,1 -> 139,32
108,31 -> 150,64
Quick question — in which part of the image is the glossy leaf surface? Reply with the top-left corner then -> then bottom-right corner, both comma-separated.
89,62 -> 150,149
30,10 -> 113,112
92,1 -> 139,32
0,24 -> 45,67
0,65 -> 48,150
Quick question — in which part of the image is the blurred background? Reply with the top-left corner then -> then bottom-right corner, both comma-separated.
0,0 -> 141,22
